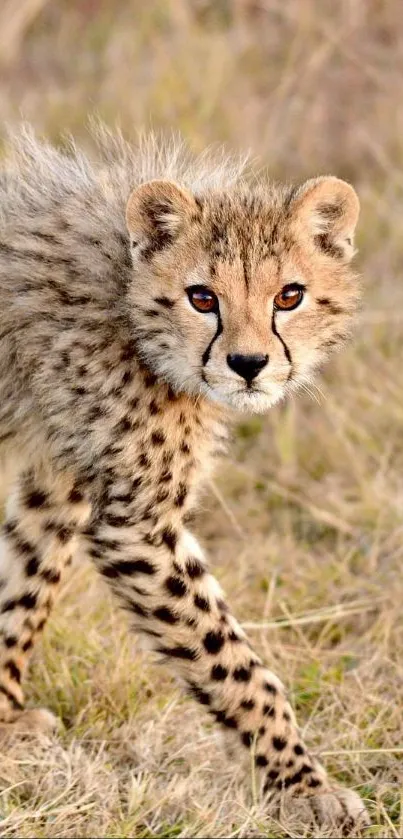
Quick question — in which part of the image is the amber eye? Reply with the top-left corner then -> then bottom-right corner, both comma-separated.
187,285 -> 219,314
274,283 -> 305,311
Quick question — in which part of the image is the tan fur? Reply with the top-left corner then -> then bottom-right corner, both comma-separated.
0,125 -> 367,829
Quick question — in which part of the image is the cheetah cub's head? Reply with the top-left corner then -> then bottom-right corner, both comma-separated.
125,176 -> 359,413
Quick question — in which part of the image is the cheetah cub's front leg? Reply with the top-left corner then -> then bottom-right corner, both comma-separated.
0,462 -> 91,734
88,516 -> 368,830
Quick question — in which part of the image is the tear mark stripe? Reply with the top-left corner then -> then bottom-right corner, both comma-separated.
271,310 -> 292,375
202,312 -> 223,367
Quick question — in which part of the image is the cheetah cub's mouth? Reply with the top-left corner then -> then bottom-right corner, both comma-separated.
125,175 -> 360,413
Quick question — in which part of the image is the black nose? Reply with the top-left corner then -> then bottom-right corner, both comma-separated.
227,353 -> 269,382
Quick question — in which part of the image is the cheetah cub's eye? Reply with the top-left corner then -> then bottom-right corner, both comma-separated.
187,285 -> 219,314
274,283 -> 305,311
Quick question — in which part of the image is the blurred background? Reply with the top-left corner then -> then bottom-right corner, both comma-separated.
0,2 -> 402,837
1,0 -> 403,180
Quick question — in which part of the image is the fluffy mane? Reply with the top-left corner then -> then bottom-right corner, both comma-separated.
0,122 -> 251,229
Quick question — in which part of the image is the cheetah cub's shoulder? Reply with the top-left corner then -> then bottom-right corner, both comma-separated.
0,126 -> 367,830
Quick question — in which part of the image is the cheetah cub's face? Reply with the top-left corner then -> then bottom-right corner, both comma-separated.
125,177 -> 359,412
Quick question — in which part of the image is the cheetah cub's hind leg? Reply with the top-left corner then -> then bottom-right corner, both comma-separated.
0,459 -> 91,735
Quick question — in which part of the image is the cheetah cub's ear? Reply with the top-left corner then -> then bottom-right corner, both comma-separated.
291,176 -> 360,261
125,180 -> 197,257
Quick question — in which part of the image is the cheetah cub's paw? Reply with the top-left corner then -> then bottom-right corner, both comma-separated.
0,708 -> 61,738
280,785 -> 370,834
311,786 -> 370,831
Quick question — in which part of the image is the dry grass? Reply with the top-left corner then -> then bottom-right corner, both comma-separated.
0,1 -> 403,836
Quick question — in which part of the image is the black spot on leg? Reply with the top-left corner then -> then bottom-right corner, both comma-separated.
22,638 -> 33,652
5,660 -> 21,683
16,592 -> 38,610
161,527 -> 177,552
211,664 -> 228,681
185,557 -> 205,578
4,635 -> 18,648
284,770 -> 303,788
233,666 -> 252,683
272,735 -> 287,751
25,490 -> 48,509
153,606 -> 179,624
214,710 -> 238,729
263,703 -> 275,718
264,682 -> 277,695
264,769 -> 279,789
307,776 -> 322,789
40,568 -> 61,585
294,743 -> 305,756
0,685 -> 23,710
203,630 -> 225,654
165,576 -> 188,597
241,731 -> 254,747
157,644 -> 199,661
240,698 -> 255,711
102,558 -> 156,578
255,754 -> 268,767
188,682 -> 210,705
151,430 -> 166,446
194,593 -> 210,612
25,556 -> 40,577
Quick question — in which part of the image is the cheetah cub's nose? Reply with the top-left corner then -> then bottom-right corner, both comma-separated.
226,353 -> 269,383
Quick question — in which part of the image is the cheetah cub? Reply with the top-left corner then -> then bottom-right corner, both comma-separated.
0,127 -> 367,829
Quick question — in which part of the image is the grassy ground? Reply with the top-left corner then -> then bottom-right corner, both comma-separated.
0,1 -> 403,836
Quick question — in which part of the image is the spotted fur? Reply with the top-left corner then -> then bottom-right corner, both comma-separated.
0,126 -> 367,829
